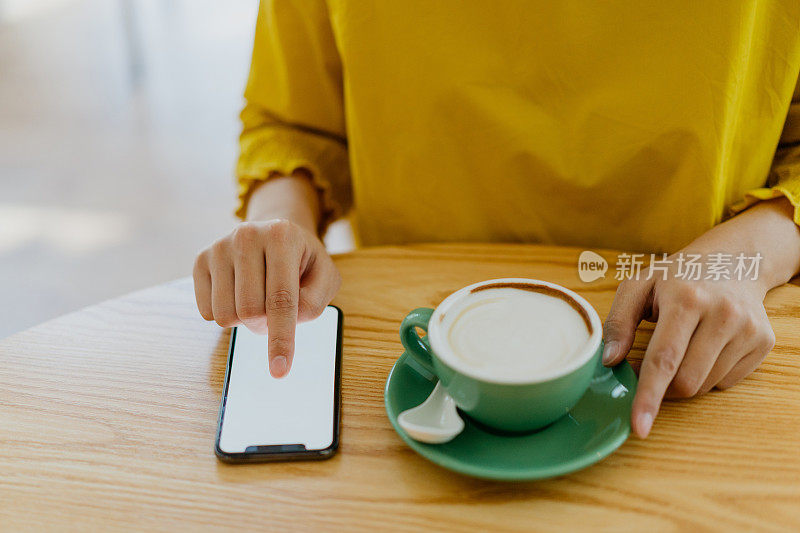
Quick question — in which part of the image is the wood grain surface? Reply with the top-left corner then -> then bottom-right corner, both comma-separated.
1,243 -> 799,532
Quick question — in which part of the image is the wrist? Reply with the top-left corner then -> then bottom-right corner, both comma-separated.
731,198 -> 800,291
245,171 -> 321,236
681,197 -> 800,293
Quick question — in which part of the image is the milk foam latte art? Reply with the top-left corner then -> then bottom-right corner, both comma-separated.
427,279 -> 601,385
445,286 -> 592,381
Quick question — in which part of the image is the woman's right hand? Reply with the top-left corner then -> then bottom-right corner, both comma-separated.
192,218 -> 341,378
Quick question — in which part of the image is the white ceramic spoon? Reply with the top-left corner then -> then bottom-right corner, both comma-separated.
397,381 -> 465,444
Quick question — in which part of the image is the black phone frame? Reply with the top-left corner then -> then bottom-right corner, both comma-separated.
214,305 -> 343,463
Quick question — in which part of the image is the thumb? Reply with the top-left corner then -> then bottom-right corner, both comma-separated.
602,280 -> 652,366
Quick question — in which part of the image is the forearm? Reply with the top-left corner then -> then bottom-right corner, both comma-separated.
683,198 -> 800,292
245,170 -> 321,235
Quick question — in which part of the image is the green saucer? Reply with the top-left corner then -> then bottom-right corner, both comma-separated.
384,352 -> 637,481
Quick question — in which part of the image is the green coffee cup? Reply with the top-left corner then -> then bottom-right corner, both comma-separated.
400,278 -> 603,433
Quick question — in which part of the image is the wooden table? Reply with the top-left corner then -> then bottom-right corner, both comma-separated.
2,243 -> 799,531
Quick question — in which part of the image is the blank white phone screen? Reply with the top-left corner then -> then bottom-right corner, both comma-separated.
218,306 -> 339,454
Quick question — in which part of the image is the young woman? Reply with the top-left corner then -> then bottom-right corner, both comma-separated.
193,1 -> 800,438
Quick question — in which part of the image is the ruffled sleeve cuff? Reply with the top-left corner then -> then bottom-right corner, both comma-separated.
729,184 -> 800,226
729,147 -> 800,225
235,126 -> 352,237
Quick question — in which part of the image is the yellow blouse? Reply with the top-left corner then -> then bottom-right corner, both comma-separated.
236,1 -> 800,253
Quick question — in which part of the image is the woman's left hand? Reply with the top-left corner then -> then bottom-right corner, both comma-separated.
602,256 -> 775,439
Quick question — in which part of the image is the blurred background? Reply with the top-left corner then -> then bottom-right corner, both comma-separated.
0,0 -> 352,338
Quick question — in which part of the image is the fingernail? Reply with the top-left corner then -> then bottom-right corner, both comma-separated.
602,341 -> 618,365
637,412 -> 654,438
269,356 -> 288,377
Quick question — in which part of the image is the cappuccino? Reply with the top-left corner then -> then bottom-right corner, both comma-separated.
402,278 -> 603,431
443,283 -> 592,381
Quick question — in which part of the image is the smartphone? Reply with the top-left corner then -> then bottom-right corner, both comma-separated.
215,305 -> 343,462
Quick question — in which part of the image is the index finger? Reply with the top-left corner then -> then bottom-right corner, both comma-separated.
632,307 -> 699,438
264,243 -> 301,378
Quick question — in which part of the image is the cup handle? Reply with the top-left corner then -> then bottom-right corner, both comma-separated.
400,307 -> 437,376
